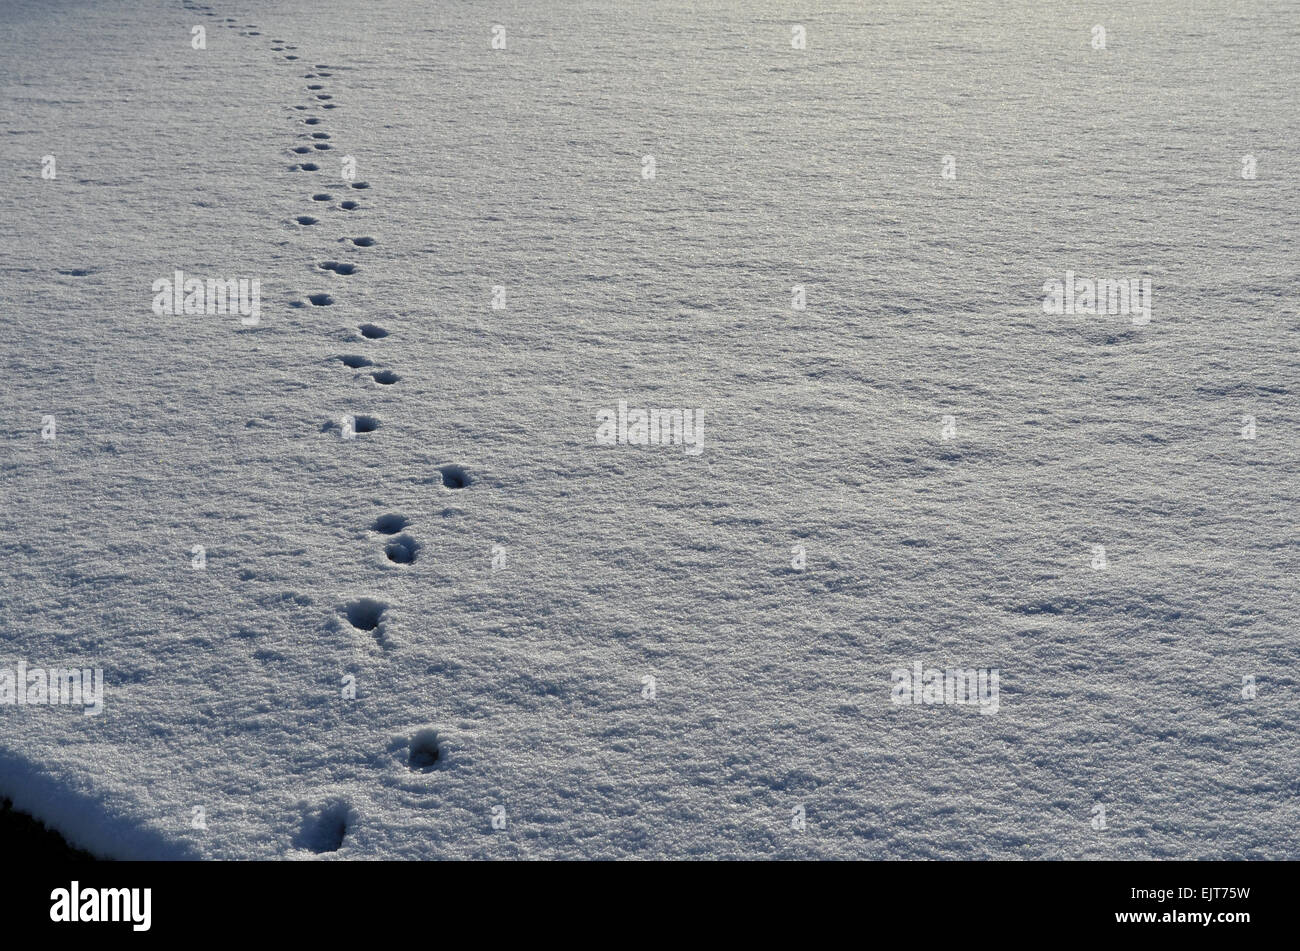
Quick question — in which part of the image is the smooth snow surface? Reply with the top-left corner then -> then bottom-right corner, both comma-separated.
1,0 -> 1297,859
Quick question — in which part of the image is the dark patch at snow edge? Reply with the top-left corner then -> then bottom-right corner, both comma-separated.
0,748 -> 201,860
0,798 -> 97,860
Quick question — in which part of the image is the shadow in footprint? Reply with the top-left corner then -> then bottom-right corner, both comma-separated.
384,534 -> 419,564
338,354 -> 372,369
351,236 -> 376,247
319,261 -> 356,275
344,597 -> 387,631
439,465 -> 471,489
371,514 -> 409,534
340,201 -> 360,210
295,800 -> 349,854
351,182 -> 370,190
312,193 -> 333,201
322,413 -> 380,436
307,293 -> 334,306
408,729 -> 442,772
358,324 -> 388,339
372,370 -> 399,385
295,216 -> 319,225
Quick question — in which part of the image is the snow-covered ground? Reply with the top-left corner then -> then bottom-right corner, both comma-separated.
1,0 -> 1297,859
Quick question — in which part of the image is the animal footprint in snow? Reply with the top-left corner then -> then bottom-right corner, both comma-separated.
343,597 -> 387,631
407,729 -> 442,771
319,261 -> 356,275
306,293 -> 334,306
384,534 -> 419,564
323,414 -> 380,437
439,465 -> 471,489
343,597 -> 391,648
371,514 -> 409,534
357,323 -> 387,339
350,236 -> 376,247
295,800 -> 350,853
371,370 -> 399,385
295,215 -> 319,225
340,201 -> 360,211
312,193 -> 333,201
338,354 -> 372,369
343,414 -> 379,436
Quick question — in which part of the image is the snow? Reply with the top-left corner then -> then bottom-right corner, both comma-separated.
0,0 -> 1297,859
